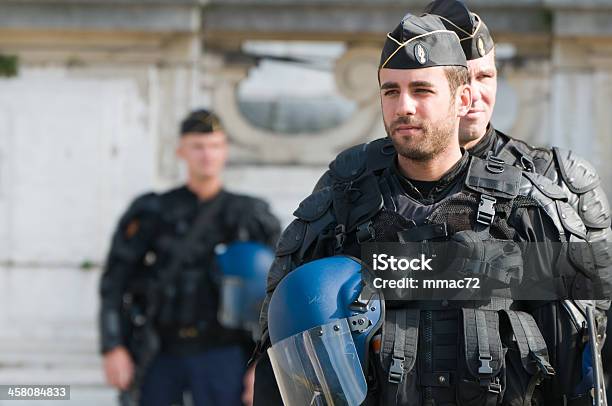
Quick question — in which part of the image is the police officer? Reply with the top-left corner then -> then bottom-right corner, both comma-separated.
312,1 -> 612,402
253,12 -> 609,406
423,2 -> 612,404
99,109 -> 281,406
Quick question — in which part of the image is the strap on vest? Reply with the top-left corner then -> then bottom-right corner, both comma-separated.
389,311 -> 407,384
356,220 -> 375,244
475,310 -> 493,376
501,310 -> 555,406
397,223 -> 449,242
384,309 -> 420,385
332,182 -> 352,253
494,143 -> 536,173
462,309 -> 503,398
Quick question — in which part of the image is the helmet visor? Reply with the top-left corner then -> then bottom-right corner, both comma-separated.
268,318 -> 367,406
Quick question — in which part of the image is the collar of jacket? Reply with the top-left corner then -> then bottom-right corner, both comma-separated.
390,149 -> 470,203
466,124 -> 498,159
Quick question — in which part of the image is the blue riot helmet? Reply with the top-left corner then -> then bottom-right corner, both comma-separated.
267,256 -> 383,406
215,241 -> 274,339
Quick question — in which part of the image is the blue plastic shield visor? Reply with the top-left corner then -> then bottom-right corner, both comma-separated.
268,318 -> 367,406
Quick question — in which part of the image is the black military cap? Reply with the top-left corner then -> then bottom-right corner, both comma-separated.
424,0 -> 494,60
380,13 -> 467,70
180,109 -> 223,136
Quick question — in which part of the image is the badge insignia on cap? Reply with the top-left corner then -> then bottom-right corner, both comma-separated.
476,36 -> 486,57
414,42 -> 428,65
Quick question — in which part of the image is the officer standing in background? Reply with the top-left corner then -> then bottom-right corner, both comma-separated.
99,109 -> 281,406
253,10 -> 609,406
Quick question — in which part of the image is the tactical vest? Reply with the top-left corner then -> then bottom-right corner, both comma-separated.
289,139 -> 597,406
366,158 -> 555,405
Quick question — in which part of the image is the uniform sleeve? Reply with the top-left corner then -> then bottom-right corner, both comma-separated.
251,199 -> 282,247
98,193 -> 159,354
230,196 -> 281,248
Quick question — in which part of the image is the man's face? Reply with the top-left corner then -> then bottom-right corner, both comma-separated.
380,66 -> 466,161
177,131 -> 228,180
460,49 -> 497,145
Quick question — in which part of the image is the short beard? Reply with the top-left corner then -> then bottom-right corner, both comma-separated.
385,104 -> 457,162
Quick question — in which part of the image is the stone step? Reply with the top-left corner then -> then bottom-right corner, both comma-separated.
0,338 -> 106,385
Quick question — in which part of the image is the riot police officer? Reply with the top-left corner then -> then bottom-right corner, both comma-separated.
312,1 -> 612,402
424,2 -> 612,403
253,12 -> 610,406
99,109 -> 281,406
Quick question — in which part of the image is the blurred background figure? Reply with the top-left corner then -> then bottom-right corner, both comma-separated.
0,1 -> 611,404
99,109 -> 280,406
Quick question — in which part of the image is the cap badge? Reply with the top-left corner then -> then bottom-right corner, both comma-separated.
477,36 -> 486,57
414,42 -> 428,65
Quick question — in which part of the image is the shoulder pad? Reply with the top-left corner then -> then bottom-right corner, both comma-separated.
113,192 -> 160,254
579,185 -> 611,229
329,143 -> 368,181
126,192 -> 161,217
522,172 -> 568,201
465,156 -> 522,199
313,170 -> 332,193
529,148 -> 555,177
222,191 -> 252,205
346,174 -> 384,231
365,137 -> 396,174
329,138 -> 395,182
242,195 -> 269,211
494,133 -> 555,176
276,220 -> 307,256
553,147 -> 600,194
293,187 -> 333,222
517,178 -> 566,237
556,200 -> 587,239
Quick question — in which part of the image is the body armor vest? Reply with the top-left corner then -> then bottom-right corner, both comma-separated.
294,136 -> 607,405
345,159 -> 555,406
281,139 -> 599,406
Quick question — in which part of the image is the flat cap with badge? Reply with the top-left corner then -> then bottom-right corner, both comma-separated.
424,0 -> 495,60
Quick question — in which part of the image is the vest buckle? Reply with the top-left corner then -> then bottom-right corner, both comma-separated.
356,221 -> 375,244
478,355 -> 494,374
487,378 -> 502,394
477,195 -> 497,226
334,224 -> 346,251
388,356 -> 405,384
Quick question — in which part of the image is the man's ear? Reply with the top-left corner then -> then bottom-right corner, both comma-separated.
457,84 -> 472,117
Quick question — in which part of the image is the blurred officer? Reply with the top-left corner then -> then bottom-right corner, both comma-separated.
254,11 -> 609,406
99,109 -> 281,406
